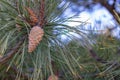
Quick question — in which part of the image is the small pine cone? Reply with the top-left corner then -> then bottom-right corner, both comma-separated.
28,26 -> 44,53
26,7 -> 38,25
48,75 -> 58,80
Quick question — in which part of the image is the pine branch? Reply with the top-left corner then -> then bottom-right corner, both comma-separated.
0,36 -> 26,65
0,36 -> 28,79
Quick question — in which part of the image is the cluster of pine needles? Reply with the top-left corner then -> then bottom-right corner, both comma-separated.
0,0 -> 120,80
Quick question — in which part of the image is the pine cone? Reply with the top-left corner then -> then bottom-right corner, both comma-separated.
28,26 -> 44,53
26,7 -> 38,26
48,75 -> 58,80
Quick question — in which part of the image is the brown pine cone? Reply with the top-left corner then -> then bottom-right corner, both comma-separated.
48,75 -> 58,80
26,7 -> 38,26
28,26 -> 44,53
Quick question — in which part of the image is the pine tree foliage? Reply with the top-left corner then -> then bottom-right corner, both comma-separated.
0,0 -> 90,80
0,0 -> 120,80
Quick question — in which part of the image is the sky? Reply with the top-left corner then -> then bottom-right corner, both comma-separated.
61,1 -> 120,39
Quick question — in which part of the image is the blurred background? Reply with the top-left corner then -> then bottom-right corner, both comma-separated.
61,0 -> 120,39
